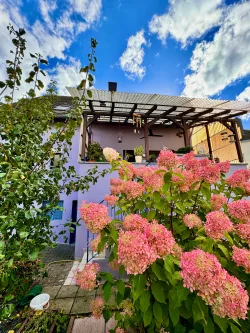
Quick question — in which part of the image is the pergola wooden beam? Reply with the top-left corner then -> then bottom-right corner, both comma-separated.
89,100 -> 94,113
110,102 -> 115,122
124,103 -> 137,123
205,125 -> 213,159
145,105 -> 157,116
80,114 -> 87,160
144,119 -> 150,162
87,114 -> 99,127
179,108 -> 195,117
182,119 -> 190,146
232,120 -> 244,163
190,109 -> 231,126
147,107 -> 178,127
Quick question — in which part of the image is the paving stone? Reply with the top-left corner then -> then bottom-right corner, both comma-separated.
57,285 -> 79,298
70,297 -> 92,315
72,317 -> 105,333
42,285 -> 61,299
76,288 -> 95,297
50,298 -> 74,314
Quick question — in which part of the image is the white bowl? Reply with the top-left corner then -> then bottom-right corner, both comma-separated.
30,293 -> 50,311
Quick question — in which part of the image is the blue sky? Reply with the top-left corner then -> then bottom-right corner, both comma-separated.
1,0 -> 250,128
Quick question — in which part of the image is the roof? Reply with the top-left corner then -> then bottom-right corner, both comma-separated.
60,88 -> 250,127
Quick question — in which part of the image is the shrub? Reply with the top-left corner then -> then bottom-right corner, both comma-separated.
78,151 -> 250,332
134,145 -> 144,156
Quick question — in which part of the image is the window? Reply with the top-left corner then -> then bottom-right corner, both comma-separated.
43,200 -> 64,220
50,153 -> 62,168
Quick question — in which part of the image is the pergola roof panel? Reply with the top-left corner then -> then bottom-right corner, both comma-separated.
65,88 -> 250,125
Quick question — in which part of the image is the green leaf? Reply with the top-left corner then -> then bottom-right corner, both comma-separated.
40,59 -> 48,65
192,297 -> 208,324
0,173 -> 6,178
151,281 -> 165,303
29,251 -> 39,261
116,292 -> 123,305
164,172 -> 172,183
0,81 -> 5,88
151,262 -> 166,281
143,308 -> 153,327
169,285 -> 189,309
225,233 -> 234,245
80,66 -> 88,73
140,290 -> 151,313
19,231 -> 29,238
217,244 -> 230,259
30,53 -> 36,58
103,309 -> 112,322
169,302 -> 180,326
153,301 -> 162,324
147,210 -> 156,220
204,316 -> 215,333
133,274 -> 146,301
87,90 -> 92,98
174,323 -> 186,333
164,255 -> 175,274
100,272 -> 114,283
153,191 -> 161,202
213,314 -> 228,333
116,280 -> 125,295
230,323 -> 242,333
103,281 -> 112,302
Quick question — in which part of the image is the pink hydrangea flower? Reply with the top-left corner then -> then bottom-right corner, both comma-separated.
145,221 -> 175,258
110,178 -> 123,187
90,297 -> 105,319
226,169 -> 250,188
90,235 -> 101,252
243,182 -> 250,195
218,161 -> 230,174
104,194 -> 118,206
110,185 -> 122,196
122,180 -> 145,199
79,201 -> 111,233
180,249 -> 226,297
118,230 -> 157,275
228,200 -> 250,223
212,272 -> 249,319
183,214 -> 202,229
103,147 -> 120,162
205,211 -> 233,239
198,164 -> 221,184
232,246 -> 250,273
199,158 -> 212,167
115,328 -> 125,333
109,258 -> 121,271
118,164 -> 136,180
75,263 -> 100,290
157,150 -> 179,169
210,194 -> 227,211
123,214 -> 150,232
139,167 -> 164,191
235,223 -> 250,245
172,243 -> 183,260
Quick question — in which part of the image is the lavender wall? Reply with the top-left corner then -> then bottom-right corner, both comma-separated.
74,161 -> 249,259
91,123 -> 185,155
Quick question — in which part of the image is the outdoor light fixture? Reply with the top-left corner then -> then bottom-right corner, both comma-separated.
176,130 -> 183,138
221,131 -> 228,141
133,113 -> 142,134
117,119 -> 122,143
229,134 -> 236,143
100,101 -> 106,107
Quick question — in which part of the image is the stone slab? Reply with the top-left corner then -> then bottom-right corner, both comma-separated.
76,288 -> 95,298
72,317 -> 105,333
42,285 -> 61,299
57,285 -> 79,298
50,298 -> 74,314
70,297 -> 92,315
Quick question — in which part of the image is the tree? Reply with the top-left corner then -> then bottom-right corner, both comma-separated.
0,25 -> 107,318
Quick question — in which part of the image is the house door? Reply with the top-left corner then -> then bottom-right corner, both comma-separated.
70,200 -> 78,244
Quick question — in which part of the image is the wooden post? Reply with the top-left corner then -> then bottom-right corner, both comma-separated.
182,120 -> 190,146
232,121 -> 244,163
205,124 -> 213,159
144,119 -> 150,162
80,114 -> 87,161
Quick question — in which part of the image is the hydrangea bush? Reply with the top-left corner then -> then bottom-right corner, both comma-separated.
77,149 -> 250,333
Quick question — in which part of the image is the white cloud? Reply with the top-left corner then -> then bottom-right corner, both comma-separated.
69,0 -> 102,24
237,87 -> 250,102
119,30 -> 148,80
149,0 -> 223,46
52,57 -> 87,95
0,0 -> 102,100
183,2 -> 250,98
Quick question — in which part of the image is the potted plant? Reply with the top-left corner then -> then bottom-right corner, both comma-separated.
134,145 -> 144,163
176,146 -> 194,154
86,141 -> 104,162
124,151 -> 132,161
149,153 -> 157,162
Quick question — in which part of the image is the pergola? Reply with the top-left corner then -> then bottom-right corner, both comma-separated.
66,87 -> 250,163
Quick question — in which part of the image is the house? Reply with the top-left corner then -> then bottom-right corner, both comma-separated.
51,84 -> 250,259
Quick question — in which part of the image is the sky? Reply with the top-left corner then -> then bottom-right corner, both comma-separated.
1,0 -> 250,128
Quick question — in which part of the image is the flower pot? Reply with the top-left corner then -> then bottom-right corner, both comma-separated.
135,156 -> 142,163
30,293 -> 50,311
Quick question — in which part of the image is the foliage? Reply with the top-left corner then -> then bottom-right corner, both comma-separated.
134,145 -> 144,156
177,146 -> 194,154
79,151 -> 250,332
87,141 -> 105,161
0,25 -> 108,319
20,310 -> 68,333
